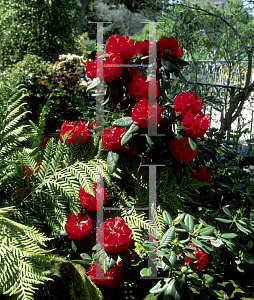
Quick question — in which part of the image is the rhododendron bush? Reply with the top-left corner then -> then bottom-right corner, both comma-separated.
3,33 -> 254,300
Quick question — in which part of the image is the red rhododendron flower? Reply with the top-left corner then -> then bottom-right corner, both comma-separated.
132,98 -> 161,129
85,53 -> 123,82
170,135 -> 198,162
101,126 -> 126,151
79,183 -> 107,211
178,242 -> 209,271
60,121 -> 76,144
128,74 -> 159,101
88,261 -> 123,289
85,58 -> 97,80
157,35 -> 182,59
60,120 -> 90,144
174,92 -> 203,116
181,111 -> 210,138
103,52 -> 123,82
97,217 -> 132,253
71,120 -> 90,144
128,67 -> 139,78
105,34 -> 135,60
192,167 -> 211,184
134,40 -> 149,56
65,211 -> 92,240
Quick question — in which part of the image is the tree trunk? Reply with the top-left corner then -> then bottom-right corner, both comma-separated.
76,0 -> 93,35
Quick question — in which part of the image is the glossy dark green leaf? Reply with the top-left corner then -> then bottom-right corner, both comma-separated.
222,206 -> 235,217
140,267 -> 152,277
163,211 -> 172,225
215,218 -> 232,224
236,222 -> 251,234
107,150 -> 119,174
163,279 -> 181,300
80,253 -> 92,261
205,287 -> 224,299
160,226 -> 175,248
146,134 -> 155,147
161,56 -> 172,70
104,252 -> 118,271
162,257 -> 171,271
113,117 -> 133,127
188,136 -> 197,152
191,238 -> 203,248
199,226 -> 215,236
180,221 -> 190,232
221,233 -> 238,239
211,239 -> 224,247
184,214 -> 194,232
149,279 -> 168,294
202,274 -> 214,285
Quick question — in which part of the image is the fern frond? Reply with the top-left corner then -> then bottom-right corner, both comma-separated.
0,211 -> 53,300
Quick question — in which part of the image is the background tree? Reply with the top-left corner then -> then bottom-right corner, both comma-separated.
0,0 -> 80,69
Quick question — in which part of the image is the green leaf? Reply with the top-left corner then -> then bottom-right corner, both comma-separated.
215,218 -> 232,224
80,253 -> 92,262
202,274 -> 214,285
215,179 -> 231,189
184,214 -> 194,232
149,280 -> 167,294
71,259 -> 92,267
161,56 -> 172,70
112,117 -> 133,127
180,221 -> 190,232
162,257 -> 171,271
168,251 -> 177,267
188,136 -> 197,152
104,252 -> 118,271
71,240 -> 77,252
199,226 -> 215,236
164,279 -> 181,300
140,267 -> 152,277
87,77 -> 101,92
221,233 -> 238,239
210,239 -> 224,247
191,238 -> 204,248
222,206 -> 235,217
146,134 -> 155,147
187,273 -> 202,285
205,287 -> 223,299
107,150 -> 119,174
236,222 -> 251,234
121,131 -> 133,146
160,226 -> 175,248
163,211 -> 172,225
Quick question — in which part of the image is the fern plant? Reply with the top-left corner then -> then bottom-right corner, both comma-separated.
8,133 -> 112,234
0,83 -> 31,188
0,206 -> 53,300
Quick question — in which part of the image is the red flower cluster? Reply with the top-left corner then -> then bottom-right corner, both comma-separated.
65,211 -> 92,240
105,34 -> 135,60
88,261 -> 123,289
128,74 -> 159,101
181,111 -> 210,138
97,217 -> 132,253
170,135 -> 198,162
134,40 -> 149,56
101,126 -> 126,151
173,92 -> 210,138
60,120 -> 90,145
85,52 -> 123,82
79,183 -> 107,211
178,242 -> 209,271
85,58 -> 97,79
174,92 -> 202,116
192,167 -> 211,184
157,35 -> 182,59
132,98 -> 161,129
